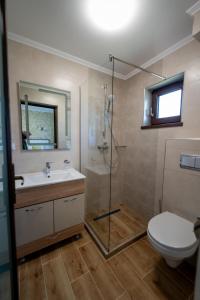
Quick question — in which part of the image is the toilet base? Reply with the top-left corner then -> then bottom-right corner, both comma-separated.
164,256 -> 183,268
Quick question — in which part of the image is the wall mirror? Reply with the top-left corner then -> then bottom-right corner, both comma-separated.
19,81 -> 71,151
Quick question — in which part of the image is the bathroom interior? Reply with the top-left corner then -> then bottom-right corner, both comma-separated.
1,0 -> 200,299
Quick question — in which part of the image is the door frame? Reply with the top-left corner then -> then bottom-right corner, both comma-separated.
0,0 -> 18,298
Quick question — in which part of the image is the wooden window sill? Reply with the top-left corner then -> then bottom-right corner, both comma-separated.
141,122 -> 183,130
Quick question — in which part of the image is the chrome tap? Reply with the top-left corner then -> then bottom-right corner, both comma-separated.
45,162 -> 54,178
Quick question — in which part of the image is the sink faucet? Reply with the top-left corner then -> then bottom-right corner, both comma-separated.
45,162 -> 54,178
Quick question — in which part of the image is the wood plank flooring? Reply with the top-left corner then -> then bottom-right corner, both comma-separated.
86,204 -> 146,250
18,228 -> 195,300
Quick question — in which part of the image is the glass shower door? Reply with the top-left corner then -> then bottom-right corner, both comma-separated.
81,70 -> 112,252
109,56 -> 149,252
82,56 -> 151,254
0,1 -> 18,299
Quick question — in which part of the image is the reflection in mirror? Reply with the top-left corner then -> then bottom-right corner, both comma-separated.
19,81 -> 71,151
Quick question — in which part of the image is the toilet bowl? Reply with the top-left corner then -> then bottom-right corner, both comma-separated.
147,211 -> 199,268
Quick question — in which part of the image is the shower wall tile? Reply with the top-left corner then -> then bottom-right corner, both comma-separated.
85,170 -> 111,214
84,69 -> 125,214
163,168 -> 200,222
162,138 -> 200,222
117,39 -> 200,221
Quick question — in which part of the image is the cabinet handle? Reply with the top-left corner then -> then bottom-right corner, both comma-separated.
25,206 -> 43,212
64,197 -> 77,203
70,198 -> 77,202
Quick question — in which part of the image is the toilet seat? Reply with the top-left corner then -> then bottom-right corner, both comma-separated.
148,228 -> 197,259
147,212 -> 198,258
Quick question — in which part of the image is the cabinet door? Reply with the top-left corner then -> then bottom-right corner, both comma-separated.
54,194 -> 84,232
15,201 -> 53,246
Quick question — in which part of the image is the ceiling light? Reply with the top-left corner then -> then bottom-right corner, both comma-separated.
87,0 -> 136,32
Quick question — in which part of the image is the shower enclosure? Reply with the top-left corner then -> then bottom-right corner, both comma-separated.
81,55 -> 165,256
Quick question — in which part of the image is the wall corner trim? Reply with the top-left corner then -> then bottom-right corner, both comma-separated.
124,35 -> 194,80
186,1 -> 200,16
7,32 -> 126,80
8,32 -> 194,82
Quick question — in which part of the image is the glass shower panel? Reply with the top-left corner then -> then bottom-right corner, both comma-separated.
109,58 -> 150,251
82,69 -> 112,252
82,56 -> 162,254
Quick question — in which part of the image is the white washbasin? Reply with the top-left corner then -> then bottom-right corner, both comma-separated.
15,168 -> 85,189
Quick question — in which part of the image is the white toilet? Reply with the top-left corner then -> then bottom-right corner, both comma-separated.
147,211 -> 199,268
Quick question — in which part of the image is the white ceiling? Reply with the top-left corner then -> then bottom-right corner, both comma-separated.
7,0 -> 197,77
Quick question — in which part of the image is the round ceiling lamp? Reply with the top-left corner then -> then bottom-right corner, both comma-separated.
87,0 -> 136,32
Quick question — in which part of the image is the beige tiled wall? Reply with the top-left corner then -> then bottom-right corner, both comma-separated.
116,39 -> 200,221
8,38 -> 200,222
83,69 -> 124,215
8,40 -> 124,216
163,139 -> 200,222
8,40 -> 88,173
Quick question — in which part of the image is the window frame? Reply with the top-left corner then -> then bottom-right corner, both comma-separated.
151,80 -> 183,126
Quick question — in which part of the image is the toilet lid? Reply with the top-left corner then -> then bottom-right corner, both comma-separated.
148,212 -> 197,249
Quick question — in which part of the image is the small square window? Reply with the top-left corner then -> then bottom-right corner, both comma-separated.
157,89 -> 182,118
151,80 -> 183,126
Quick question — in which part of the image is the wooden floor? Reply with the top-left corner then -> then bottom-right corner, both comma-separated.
18,228 -> 195,300
86,204 -> 147,250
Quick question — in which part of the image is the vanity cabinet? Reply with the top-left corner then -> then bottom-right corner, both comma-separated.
15,178 -> 85,258
15,201 -> 53,246
54,194 -> 84,232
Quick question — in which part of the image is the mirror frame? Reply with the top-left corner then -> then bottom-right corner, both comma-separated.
18,81 -> 71,152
